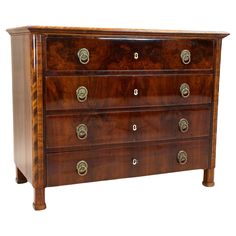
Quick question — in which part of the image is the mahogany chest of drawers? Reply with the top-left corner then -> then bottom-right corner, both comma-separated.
7,26 -> 228,210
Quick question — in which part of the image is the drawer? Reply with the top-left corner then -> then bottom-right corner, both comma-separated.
46,75 -> 213,111
47,138 -> 210,186
45,37 -> 213,71
46,108 -> 211,149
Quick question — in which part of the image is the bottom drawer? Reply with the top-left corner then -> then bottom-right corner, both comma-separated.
47,138 -> 209,186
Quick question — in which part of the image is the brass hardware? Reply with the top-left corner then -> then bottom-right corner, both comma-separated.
180,49 -> 191,64
179,118 -> 189,133
77,48 -> 89,64
76,124 -> 88,140
76,86 -> 88,102
134,52 -> 139,60
177,150 -> 188,165
132,124 -> 137,131
134,89 -> 138,96
132,158 -> 138,166
180,83 -> 190,98
76,160 -> 88,176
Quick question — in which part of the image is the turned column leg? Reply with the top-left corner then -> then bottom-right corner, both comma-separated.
33,188 -> 46,210
16,167 -> 27,184
202,168 -> 215,187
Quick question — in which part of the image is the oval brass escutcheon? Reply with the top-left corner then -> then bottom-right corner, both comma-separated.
134,89 -> 139,96
180,49 -> 191,64
132,158 -> 138,166
76,160 -> 88,176
134,52 -> 139,60
132,124 -> 137,131
177,150 -> 188,165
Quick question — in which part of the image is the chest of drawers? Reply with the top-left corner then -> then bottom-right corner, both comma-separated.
7,26 -> 228,210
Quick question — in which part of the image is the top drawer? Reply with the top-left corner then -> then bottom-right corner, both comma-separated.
45,37 -> 214,72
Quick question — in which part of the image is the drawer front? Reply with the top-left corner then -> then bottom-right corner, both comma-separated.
46,108 -> 211,149
46,75 -> 213,111
47,139 -> 209,186
45,37 -> 213,71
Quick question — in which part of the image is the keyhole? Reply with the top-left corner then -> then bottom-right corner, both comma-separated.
133,124 -> 137,131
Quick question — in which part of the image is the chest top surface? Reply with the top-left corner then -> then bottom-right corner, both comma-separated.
7,26 -> 229,38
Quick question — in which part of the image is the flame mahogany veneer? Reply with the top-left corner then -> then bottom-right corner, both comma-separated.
7,26 -> 228,210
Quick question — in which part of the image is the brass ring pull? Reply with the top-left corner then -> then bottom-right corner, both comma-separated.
177,150 -> 188,165
180,49 -> 191,64
179,118 -> 189,133
180,83 -> 190,98
76,86 -> 88,102
76,124 -> 88,140
77,48 -> 89,64
76,160 -> 88,176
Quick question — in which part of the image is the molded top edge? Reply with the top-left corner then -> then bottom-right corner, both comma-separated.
6,26 -> 229,38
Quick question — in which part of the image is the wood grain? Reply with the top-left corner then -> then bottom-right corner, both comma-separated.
11,34 -> 33,183
10,33 -> 46,209
46,107 -> 211,149
31,34 -> 47,210
45,37 -> 214,71
203,39 -> 223,187
8,26 -> 228,209
47,138 -> 210,186
45,75 -> 213,111
7,26 -> 229,38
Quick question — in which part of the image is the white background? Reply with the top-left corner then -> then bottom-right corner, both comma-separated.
0,0 -> 235,235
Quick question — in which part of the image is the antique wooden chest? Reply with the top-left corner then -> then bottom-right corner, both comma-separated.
7,26 -> 228,210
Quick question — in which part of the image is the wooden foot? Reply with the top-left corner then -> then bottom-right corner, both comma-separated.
33,188 -> 46,210
16,167 -> 27,184
202,168 -> 215,187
